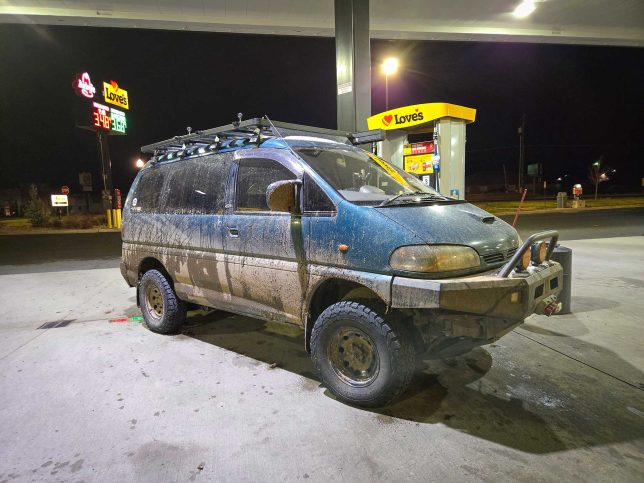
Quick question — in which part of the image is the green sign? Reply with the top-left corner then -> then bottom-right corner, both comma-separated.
527,163 -> 541,176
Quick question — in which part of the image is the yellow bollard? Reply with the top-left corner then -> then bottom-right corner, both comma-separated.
106,209 -> 113,229
112,209 -> 119,229
116,208 -> 122,229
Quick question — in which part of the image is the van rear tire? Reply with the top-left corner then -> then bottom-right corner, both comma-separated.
139,269 -> 186,334
310,301 -> 415,408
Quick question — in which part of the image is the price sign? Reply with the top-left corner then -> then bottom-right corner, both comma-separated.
93,102 -> 112,130
91,102 -> 127,134
110,108 -> 127,134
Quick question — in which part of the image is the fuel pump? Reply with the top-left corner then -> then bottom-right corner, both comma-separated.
367,102 -> 475,199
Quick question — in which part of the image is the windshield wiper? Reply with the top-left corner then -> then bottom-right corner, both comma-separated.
378,192 -> 448,207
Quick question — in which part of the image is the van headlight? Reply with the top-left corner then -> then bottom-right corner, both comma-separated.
390,245 -> 480,273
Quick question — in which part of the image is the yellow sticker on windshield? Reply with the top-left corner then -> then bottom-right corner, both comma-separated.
366,152 -> 411,188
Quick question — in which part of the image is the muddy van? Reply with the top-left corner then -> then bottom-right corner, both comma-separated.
121,118 -> 563,407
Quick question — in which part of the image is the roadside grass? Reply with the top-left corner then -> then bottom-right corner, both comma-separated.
0,215 -> 107,231
0,217 -> 31,230
473,196 -> 644,215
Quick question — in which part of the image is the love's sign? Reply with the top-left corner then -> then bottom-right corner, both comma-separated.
367,103 -> 476,131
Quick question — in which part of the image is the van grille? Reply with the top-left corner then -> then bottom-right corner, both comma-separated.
483,252 -> 504,264
483,247 -> 518,265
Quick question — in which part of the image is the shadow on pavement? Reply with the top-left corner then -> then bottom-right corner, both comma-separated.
177,309 -> 644,454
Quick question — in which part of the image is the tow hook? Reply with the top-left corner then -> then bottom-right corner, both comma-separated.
536,295 -> 562,316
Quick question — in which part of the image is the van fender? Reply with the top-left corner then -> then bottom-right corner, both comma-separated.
303,266 -> 393,352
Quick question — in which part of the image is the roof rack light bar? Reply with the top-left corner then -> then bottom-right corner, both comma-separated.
141,117 -> 383,154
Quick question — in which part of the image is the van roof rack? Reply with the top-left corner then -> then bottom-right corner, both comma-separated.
141,117 -> 384,155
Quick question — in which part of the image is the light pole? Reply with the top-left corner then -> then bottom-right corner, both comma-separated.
381,57 -> 399,111
592,160 -> 600,200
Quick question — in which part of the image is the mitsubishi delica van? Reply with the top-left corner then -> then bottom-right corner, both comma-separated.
121,117 -> 563,407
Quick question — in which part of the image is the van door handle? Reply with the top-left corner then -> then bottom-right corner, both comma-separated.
228,228 -> 239,237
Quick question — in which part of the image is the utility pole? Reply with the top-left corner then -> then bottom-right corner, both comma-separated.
96,130 -> 113,210
518,114 -> 526,192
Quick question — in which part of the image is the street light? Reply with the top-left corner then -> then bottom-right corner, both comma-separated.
135,158 -> 145,169
381,57 -> 399,111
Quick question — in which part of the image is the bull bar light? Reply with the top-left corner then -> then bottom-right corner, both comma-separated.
518,248 -> 532,270
532,241 -> 547,264
390,245 -> 480,273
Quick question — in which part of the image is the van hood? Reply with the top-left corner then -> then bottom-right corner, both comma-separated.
375,202 -> 520,257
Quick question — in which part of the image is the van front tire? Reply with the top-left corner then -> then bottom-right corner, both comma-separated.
139,269 -> 186,334
310,301 -> 415,408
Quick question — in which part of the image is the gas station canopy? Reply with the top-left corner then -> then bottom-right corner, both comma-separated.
367,103 -> 476,132
1,0 -> 643,47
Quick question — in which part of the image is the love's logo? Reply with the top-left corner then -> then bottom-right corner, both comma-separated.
382,114 -> 393,127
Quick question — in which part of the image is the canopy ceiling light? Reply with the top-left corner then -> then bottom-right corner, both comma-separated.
513,0 -> 537,19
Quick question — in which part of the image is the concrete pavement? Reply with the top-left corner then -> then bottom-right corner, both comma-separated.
0,237 -> 643,482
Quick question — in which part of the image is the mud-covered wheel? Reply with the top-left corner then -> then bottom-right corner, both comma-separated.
310,301 -> 415,407
139,269 -> 186,334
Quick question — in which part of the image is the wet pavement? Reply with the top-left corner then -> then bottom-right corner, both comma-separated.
0,221 -> 643,481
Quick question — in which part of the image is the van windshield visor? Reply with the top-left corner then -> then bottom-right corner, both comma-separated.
295,146 -> 448,206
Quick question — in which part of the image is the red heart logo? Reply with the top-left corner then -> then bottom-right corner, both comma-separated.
382,114 -> 393,126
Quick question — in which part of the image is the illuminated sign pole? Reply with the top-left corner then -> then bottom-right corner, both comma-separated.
72,72 -> 129,212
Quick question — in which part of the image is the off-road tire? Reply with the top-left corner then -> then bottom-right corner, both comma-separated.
139,269 -> 186,334
310,301 -> 415,407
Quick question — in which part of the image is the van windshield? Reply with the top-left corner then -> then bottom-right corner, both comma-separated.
295,145 -> 446,206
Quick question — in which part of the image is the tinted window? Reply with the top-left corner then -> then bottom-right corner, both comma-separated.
235,159 -> 296,211
133,167 -> 166,213
164,155 -> 230,214
303,173 -> 335,213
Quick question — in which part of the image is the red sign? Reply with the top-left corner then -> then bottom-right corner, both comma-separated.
61,186 -> 70,195
72,72 -> 96,98
409,141 -> 435,155
92,102 -> 112,130
115,189 -> 122,209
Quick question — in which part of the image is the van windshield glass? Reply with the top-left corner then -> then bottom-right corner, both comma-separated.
295,146 -> 445,206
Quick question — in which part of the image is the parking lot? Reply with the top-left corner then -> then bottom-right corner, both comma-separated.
1,230 -> 643,482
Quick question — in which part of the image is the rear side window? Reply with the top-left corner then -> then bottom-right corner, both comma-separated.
164,155 -> 231,214
234,159 -> 296,211
133,168 -> 166,213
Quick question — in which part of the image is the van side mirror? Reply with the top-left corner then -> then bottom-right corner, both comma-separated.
266,179 -> 301,213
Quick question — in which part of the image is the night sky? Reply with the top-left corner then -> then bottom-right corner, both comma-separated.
1,24 -> 643,195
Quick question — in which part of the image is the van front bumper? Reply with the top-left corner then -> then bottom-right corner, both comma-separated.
391,261 -> 563,321
391,259 -> 563,359
390,231 -> 563,358
391,230 -> 563,322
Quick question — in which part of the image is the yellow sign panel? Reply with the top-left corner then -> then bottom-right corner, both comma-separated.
404,154 -> 434,175
50,194 -> 68,207
367,102 -> 476,131
103,81 -> 129,110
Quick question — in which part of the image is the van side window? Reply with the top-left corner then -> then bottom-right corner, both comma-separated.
165,155 -> 230,214
235,159 -> 296,211
303,172 -> 335,213
134,168 -> 166,213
